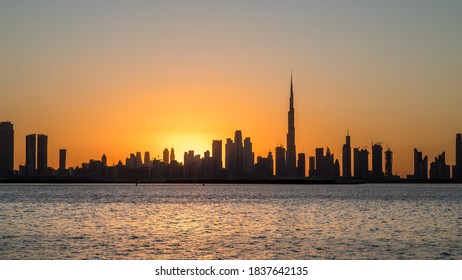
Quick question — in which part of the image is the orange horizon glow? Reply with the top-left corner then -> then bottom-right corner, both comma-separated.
1,1 -> 462,177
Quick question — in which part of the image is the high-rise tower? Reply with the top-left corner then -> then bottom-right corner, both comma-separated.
453,133 -> 461,181
37,134 -> 48,176
342,130 -> 351,178
0,122 -> 14,178
286,73 -> 296,177
26,134 -> 36,176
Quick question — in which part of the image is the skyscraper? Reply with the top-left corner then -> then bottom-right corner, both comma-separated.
225,138 -> 235,178
275,146 -> 286,178
234,130 -> 244,178
286,73 -> 297,177
212,140 -> 222,169
0,122 -> 14,178
413,148 -> 428,180
308,156 -> 315,177
453,133 -> 462,181
163,148 -> 169,165
37,134 -> 48,176
371,143 -> 383,181
243,137 -> 254,177
430,152 -> 450,180
59,149 -> 67,171
385,148 -> 393,178
26,134 -> 36,176
354,148 -> 369,179
297,153 -> 306,178
342,131 -> 351,178
136,151 -> 142,167
144,151 -> 151,166
170,148 -> 175,162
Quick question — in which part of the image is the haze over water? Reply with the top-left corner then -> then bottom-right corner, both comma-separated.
1,184 -> 461,259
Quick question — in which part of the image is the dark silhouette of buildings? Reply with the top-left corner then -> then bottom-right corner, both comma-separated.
234,130 -> 244,178
372,143 -> 383,181
225,138 -> 235,178
286,73 -> 297,177
59,149 -> 66,171
430,152 -> 450,180
243,137 -> 255,178
163,148 -> 169,165
144,152 -> 151,166
312,147 -> 340,179
297,153 -> 306,178
342,130 -> 351,178
0,122 -> 14,178
212,140 -> 223,169
354,148 -> 369,179
102,154 -> 107,167
170,148 -> 175,162
275,146 -> 286,178
413,148 -> 428,180
308,156 -> 315,177
25,134 -> 36,176
37,134 -> 48,176
385,148 -> 393,178
223,131 -> 254,179
453,133 -> 462,181
255,151 -> 273,179
135,152 -> 142,167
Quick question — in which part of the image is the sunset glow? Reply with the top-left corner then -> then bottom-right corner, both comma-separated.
1,1 -> 462,177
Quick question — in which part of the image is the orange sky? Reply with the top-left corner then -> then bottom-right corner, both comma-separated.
1,1 -> 462,177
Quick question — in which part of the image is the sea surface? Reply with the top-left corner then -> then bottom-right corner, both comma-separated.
0,183 -> 461,260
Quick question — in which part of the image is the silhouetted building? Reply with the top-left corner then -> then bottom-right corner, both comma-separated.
0,122 -> 14,178
286,73 -> 297,177
170,148 -> 175,162
430,152 -> 450,180
275,146 -> 286,178
101,154 -> 107,167
453,133 -> 462,181
212,140 -> 223,169
37,134 -> 48,176
342,131 -> 351,178
234,130 -> 244,178
308,156 -> 315,178
315,148 -> 324,178
163,148 -> 169,165
297,153 -> 305,178
372,144 -> 383,181
144,152 -> 151,166
184,150 -> 202,179
59,149 -> 66,171
313,147 -> 339,179
385,148 -> 393,178
255,151 -> 273,179
127,153 -> 137,169
26,134 -> 36,176
225,138 -> 235,178
413,148 -> 428,180
136,152 -> 142,167
243,137 -> 254,177
354,148 -> 369,179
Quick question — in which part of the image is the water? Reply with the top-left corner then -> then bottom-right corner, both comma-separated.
0,183 -> 461,259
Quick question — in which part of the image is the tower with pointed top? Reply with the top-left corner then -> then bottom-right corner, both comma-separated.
342,130 -> 352,178
286,72 -> 297,177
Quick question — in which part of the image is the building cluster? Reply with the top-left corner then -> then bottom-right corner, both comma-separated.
1,75 -> 462,183
409,133 -> 462,181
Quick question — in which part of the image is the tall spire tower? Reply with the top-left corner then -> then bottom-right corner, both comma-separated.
286,71 -> 297,177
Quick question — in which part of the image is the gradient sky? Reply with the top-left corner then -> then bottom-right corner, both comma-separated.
1,0 -> 461,177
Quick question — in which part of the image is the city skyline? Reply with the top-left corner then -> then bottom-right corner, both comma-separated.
1,1 -> 462,177
1,75 -> 461,181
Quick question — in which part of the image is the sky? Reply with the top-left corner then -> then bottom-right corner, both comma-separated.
1,0 -> 461,177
